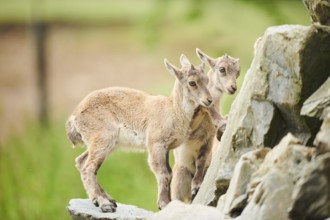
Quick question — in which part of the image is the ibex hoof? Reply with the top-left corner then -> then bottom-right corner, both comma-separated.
92,199 -> 99,207
101,202 -> 117,213
109,198 -> 117,208
157,200 -> 169,210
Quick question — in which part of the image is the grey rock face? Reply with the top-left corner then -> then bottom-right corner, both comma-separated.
219,148 -> 271,216
193,24 -> 330,207
67,199 -> 153,220
289,152 -> 330,220
218,63 -> 330,220
301,77 -> 330,119
302,78 -> 330,154
315,111 -> 330,154
289,98 -> 330,220
239,171 -> 294,220
217,132 -> 329,220
238,134 -> 314,220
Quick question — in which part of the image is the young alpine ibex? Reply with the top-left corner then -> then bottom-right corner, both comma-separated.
66,54 -> 214,212
171,48 -> 240,203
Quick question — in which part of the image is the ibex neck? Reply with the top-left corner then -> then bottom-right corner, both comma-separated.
170,80 -> 196,120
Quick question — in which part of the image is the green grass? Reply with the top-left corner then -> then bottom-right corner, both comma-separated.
0,120 -> 158,220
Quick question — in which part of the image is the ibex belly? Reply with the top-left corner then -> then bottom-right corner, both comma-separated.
116,125 -> 146,150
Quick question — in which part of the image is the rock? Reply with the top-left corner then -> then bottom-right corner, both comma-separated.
217,194 -> 227,214
301,77 -> 330,119
289,152 -> 330,220
302,77 -> 330,154
289,57 -> 330,220
219,148 -> 271,217
247,134 -> 314,198
238,171 -> 294,220
149,200 -> 225,220
193,24 -> 330,207
67,199 -> 153,220
314,111 -> 330,154
237,133 -> 314,220
303,0 -> 330,26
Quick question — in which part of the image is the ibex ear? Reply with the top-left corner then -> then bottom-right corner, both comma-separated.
196,48 -> 216,70
198,62 -> 206,72
180,54 -> 191,67
164,58 -> 183,80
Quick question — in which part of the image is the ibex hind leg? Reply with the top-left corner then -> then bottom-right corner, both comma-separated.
76,150 -> 115,204
79,134 -> 117,212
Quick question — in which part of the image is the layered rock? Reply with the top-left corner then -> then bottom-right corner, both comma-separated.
235,134 -> 314,220
216,78 -> 330,220
301,77 -> 330,120
219,148 -> 271,217
289,151 -> 330,220
288,79 -> 330,220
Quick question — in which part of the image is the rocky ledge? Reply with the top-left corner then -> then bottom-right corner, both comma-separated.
67,199 -> 153,220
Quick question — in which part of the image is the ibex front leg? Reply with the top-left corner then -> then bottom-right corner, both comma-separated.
148,144 -> 172,210
191,140 -> 212,199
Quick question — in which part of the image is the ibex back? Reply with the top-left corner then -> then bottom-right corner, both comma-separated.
66,54 -> 213,212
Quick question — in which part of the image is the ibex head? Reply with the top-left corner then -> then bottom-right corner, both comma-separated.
164,55 -> 213,107
196,48 -> 240,95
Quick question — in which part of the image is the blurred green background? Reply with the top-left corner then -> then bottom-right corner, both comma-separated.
0,0 -> 309,219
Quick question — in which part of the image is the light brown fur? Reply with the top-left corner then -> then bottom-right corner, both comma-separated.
66,55 -> 213,212
171,48 -> 240,203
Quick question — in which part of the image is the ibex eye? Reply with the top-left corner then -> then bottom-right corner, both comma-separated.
189,81 -> 197,87
219,67 -> 226,73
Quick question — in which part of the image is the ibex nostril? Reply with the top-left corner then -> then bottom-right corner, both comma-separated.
231,85 -> 237,92
207,98 -> 213,105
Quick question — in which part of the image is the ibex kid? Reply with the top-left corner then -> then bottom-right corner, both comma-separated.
66,55 -> 213,212
171,48 -> 240,203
